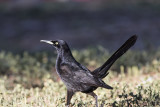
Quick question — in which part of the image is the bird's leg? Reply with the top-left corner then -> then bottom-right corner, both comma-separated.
66,89 -> 74,107
87,92 -> 98,107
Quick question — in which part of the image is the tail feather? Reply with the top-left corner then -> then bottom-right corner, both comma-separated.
92,35 -> 137,78
100,72 -> 109,79
102,83 -> 113,89
99,79 -> 113,89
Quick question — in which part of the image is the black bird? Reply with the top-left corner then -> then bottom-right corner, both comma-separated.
40,35 -> 137,107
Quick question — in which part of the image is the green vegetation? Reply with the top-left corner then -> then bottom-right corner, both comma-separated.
0,47 -> 160,106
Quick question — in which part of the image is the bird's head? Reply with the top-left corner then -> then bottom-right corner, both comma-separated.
40,39 -> 70,53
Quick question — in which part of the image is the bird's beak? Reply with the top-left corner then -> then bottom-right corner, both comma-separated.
40,40 -> 53,45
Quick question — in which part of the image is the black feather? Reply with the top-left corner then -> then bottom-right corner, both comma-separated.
92,35 -> 137,78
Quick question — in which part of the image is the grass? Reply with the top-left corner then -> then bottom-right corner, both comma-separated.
0,70 -> 160,106
0,48 -> 160,106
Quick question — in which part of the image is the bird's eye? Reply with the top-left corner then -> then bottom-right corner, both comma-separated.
55,42 -> 59,45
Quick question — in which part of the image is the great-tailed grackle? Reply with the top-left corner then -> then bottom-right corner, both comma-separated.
40,35 -> 137,107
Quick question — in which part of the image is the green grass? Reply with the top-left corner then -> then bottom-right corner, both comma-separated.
0,48 -> 160,106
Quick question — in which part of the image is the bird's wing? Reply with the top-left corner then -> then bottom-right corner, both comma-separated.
73,70 -> 113,89
60,63 -> 103,87
91,35 -> 137,78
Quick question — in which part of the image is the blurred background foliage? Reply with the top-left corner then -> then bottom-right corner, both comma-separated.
0,0 -> 160,51
0,47 -> 160,89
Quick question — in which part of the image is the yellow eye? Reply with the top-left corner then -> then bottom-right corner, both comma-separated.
55,42 -> 59,45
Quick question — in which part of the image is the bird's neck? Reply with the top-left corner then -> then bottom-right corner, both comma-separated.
57,49 -> 75,62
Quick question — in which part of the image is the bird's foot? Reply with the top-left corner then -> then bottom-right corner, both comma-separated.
65,104 -> 70,107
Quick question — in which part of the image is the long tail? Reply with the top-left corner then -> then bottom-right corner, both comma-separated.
91,35 -> 137,78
